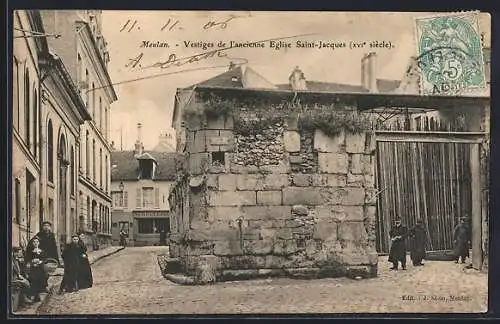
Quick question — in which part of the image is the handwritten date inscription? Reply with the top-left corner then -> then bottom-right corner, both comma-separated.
120,14 -> 245,33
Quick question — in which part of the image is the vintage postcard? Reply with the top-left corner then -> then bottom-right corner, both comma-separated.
11,10 -> 490,315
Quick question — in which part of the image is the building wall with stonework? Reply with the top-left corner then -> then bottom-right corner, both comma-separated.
168,89 -> 379,281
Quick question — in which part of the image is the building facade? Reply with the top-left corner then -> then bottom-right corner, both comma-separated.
40,10 -> 118,250
12,10 -> 46,248
39,51 -> 91,253
110,126 -> 178,246
12,10 -> 117,254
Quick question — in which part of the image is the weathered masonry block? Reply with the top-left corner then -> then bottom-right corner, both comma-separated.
168,90 -> 378,284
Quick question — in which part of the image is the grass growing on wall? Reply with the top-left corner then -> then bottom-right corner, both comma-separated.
298,110 -> 372,136
182,94 -> 371,136
182,94 -> 234,121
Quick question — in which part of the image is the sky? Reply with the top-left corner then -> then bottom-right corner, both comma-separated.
101,11 -> 491,151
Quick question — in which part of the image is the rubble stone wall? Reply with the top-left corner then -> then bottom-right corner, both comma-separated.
170,103 -> 378,281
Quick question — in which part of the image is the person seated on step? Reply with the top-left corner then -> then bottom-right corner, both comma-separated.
11,246 -> 31,307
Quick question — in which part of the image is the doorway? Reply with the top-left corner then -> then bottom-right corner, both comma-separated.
58,135 -> 68,245
374,131 -> 483,269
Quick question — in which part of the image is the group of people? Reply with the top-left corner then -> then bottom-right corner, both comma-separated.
11,221 -> 94,308
388,217 -> 472,270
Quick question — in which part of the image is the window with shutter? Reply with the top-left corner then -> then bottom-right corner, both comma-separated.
136,188 -> 141,208
142,187 -> 154,208
124,191 -> 128,207
13,58 -> 19,131
154,188 -> 160,208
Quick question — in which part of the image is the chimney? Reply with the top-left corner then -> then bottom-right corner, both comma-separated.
159,131 -> 172,142
228,61 -> 236,71
134,123 -> 143,156
361,52 -> 378,93
289,66 -> 307,91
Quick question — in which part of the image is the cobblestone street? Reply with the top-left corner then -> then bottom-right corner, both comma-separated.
39,246 -> 487,314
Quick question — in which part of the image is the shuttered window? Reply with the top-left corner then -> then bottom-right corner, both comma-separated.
136,188 -> 141,208
154,188 -> 160,208
123,191 -> 128,207
13,58 -> 19,130
142,187 -> 154,208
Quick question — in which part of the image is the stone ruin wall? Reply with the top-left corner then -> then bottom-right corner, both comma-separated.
169,102 -> 379,281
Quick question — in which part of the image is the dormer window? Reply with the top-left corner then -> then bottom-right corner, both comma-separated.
137,153 -> 158,180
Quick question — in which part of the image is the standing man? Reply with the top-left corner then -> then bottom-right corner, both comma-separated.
29,221 -> 59,262
388,218 -> 408,270
26,221 -> 59,292
119,228 -> 127,247
409,219 -> 427,266
452,216 -> 471,264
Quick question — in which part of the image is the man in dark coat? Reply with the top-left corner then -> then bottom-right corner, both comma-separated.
388,219 -> 408,270
453,217 -> 471,264
409,219 -> 427,266
28,221 -> 59,262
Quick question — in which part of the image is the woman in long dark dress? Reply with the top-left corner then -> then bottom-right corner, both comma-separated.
77,233 -> 93,289
60,235 -> 81,293
453,217 -> 471,264
409,219 -> 427,266
25,237 -> 47,302
388,219 -> 408,270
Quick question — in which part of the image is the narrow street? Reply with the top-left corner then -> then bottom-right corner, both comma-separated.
38,246 -> 487,314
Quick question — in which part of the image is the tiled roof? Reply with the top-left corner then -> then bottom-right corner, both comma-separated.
110,151 -> 179,181
188,66 -> 245,89
276,81 -> 369,93
183,48 -> 491,95
185,66 -> 277,90
376,79 -> 402,93
153,141 -> 176,152
137,152 -> 157,161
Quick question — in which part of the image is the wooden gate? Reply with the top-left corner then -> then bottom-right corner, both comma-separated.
375,139 -> 473,253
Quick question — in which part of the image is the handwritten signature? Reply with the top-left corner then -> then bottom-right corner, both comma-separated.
125,49 -> 232,70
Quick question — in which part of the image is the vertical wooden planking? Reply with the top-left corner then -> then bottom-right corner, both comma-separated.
470,143 -> 482,269
374,134 -> 475,253
419,141 -> 432,250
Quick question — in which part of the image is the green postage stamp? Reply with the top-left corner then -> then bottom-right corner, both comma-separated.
415,13 -> 486,95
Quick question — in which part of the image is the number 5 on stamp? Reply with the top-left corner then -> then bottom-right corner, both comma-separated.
415,13 -> 486,96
